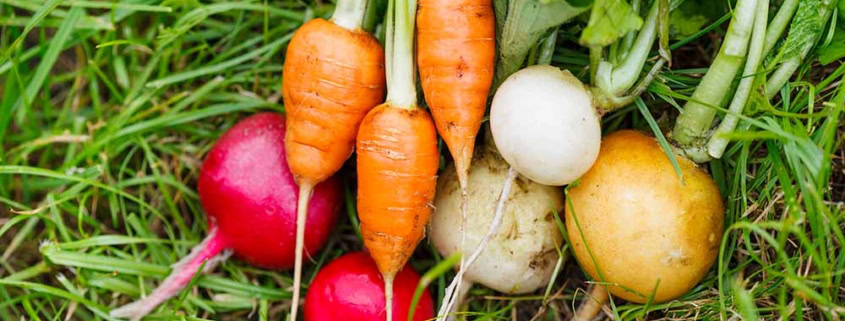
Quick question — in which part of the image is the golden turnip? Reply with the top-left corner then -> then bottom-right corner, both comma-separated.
566,130 -> 724,304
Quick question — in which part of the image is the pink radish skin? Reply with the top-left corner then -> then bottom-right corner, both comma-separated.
110,113 -> 342,321
305,252 -> 434,321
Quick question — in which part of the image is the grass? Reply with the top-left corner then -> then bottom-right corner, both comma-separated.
0,0 -> 843,320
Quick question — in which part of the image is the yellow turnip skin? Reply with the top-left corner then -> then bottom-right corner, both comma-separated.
565,130 -> 724,303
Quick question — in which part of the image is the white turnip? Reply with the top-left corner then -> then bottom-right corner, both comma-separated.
430,136 -> 564,314
490,65 -> 602,186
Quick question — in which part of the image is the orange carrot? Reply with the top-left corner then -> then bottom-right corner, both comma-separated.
282,0 -> 385,318
416,1 -> 495,316
417,0 -> 495,188
357,0 -> 439,320
357,104 -> 439,280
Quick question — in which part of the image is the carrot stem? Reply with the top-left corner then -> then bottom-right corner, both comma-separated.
291,182 -> 314,321
110,228 -> 230,321
385,0 -> 417,109
332,0 -> 369,31
572,285 -> 609,321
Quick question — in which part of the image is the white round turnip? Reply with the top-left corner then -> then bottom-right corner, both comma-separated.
430,137 -> 564,307
490,65 -> 602,186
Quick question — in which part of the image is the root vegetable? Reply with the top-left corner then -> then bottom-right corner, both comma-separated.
430,137 -> 564,297
417,2 -> 496,315
282,0 -> 386,316
305,252 -> 434,321
417,0 -> 495,190
436,3 -> 669,316
356,1 -> 440,320
490,65 -> 602,186
566,130 -> 723,305
110,113 -> 342,321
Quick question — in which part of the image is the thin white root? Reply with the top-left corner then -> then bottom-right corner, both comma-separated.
110,229 -> 230,321
291,183 -> 314,321
444,281 -> 473,321
449,182 -> 469,320
384,274 -> 396,321
572,285 -> 609,321
437,167 -> 518,320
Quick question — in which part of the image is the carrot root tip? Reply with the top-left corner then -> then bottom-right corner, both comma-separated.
291,182 -> 316,321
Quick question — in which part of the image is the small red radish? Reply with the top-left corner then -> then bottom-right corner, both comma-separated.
111,112 -> 342,321
305,252 -> 434,321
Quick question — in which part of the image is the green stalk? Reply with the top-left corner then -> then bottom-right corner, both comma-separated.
537,28 -> 559,66
766,0 -> 837,99
762,0 -> 799,57
590,0 -> 669,113
596,1 -> 659,97
385,0 -> 417,109
331,0 -> 369,31
671,0 -> 758,159
589,46 -> 602,85
707,0 -> 769,159
616,0 -> 641,63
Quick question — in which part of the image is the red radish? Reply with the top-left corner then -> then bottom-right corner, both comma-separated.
305,252 -> 434,321
110,112 -> 342,321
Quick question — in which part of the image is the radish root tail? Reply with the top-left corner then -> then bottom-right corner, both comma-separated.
437,166 -> 517,320
291,182 -> 314,321
110,228 -> 230,321
573,285 -> 609,321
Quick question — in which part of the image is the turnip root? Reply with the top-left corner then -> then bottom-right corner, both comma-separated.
438,2 -> 668,314
439,65 -> 600,312
305,252 -> 434,321
110,113 -> 342,320
430,137 -> 564,316
490,65 -> 602,187
566,130 -> 723,316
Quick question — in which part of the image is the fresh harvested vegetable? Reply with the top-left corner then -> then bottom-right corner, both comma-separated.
430,135 -> 564,296
417,0 -> 495,190
356,0 -> 439,320
282,0 -> 386,317
436,1 -> 670,315
566,130 -> 723,306
416,0 -> 496,315
490,65 -> 602,186
304,252 -> 435,321
491,1 -> 665,187
110,113 -> 342,321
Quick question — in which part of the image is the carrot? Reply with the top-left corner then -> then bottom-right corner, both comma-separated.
356,0 -> 439,320
416,0 -> 495,316
282,0 -> 385,318
417,0 -> 495,189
